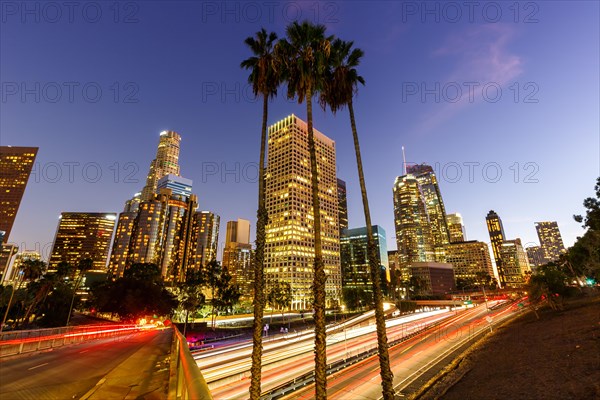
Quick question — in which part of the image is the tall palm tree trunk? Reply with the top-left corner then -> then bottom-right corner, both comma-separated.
249,95 -> 269,400
349,100 -> 395,399
307,90 -> 327,399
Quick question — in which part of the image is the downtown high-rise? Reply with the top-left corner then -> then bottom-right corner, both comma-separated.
222,219 -> 253,296
264,115 -> 341,310
486,210 -> 507,286
49,213 -> 117,272
535,221 -> 566,263
446,213 -> 466,243
140,131 -> 181,201
0,146 -> 38,243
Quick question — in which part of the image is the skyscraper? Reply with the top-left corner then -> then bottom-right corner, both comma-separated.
222,219 -> 253,296
157,174 -> 193,198
264,115 -> 341,310
340,225 -> 389,293
337,179 -> 348,235
108,210 -> 137,279
526,245 -> 546,271
535,221 -> 566,263
0,146 -> 38,242
141,131 -> 181,201
393,174 -> 434,279
445,240 -> 495,286
193,211 -> 220,268
446,213 -> 467,243
500,239 -> 531,287
49,213 -> 116,272
124,189 -> 198,281
486,210 -> 507,286
406,164 -> 450,260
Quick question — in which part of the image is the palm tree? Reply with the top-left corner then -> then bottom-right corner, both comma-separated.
1,258 -> 44,332
320,38 -> 395,399
278,20 -> 332,399
240,28 -> 281,399
66,258 -> 93,326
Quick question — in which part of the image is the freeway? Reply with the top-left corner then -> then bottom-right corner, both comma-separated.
0,328 -> 171,400
287,300 -> 519,399
198,308 -> 463,399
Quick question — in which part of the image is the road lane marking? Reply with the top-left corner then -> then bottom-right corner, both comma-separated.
28,362 -> 49,370
79,350 -> 89,353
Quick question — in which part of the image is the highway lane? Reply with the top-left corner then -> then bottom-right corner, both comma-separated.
0,328 -> 169,400
287,301 -> 517,399
205,310 -> 460,399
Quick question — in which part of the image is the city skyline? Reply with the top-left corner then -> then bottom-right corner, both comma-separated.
2,2 -> 598,261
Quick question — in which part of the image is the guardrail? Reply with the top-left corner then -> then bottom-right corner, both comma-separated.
0,324 -> 152,358
170,325 -> 213,400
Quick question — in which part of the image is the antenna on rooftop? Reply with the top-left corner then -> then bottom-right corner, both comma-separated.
402,146 -> 407,175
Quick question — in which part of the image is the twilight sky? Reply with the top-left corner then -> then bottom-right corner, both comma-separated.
1,1 -> 598,261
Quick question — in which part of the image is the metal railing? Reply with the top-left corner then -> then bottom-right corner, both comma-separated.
0,324 -> 150,358
170,325 -> 213,400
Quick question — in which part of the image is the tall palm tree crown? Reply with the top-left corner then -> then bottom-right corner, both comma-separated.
240,28 -> 280,99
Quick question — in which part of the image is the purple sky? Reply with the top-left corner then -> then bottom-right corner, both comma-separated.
1,1 -> 598,260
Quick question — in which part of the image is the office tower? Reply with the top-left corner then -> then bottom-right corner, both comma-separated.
340,225 -> 389,293
140,131 -> 181,201
108,211 -> 137,279
0,146 -> 38,242
393,174 -> 434,278
193,211 -> 220,268
157,174 -> 193,198
0,244 -> 18,282
337,179 -> 348,235
446,240 -> 495,286
126,189 -> 197,281
446,213 -> 466,243
526,245 -> 546,270
124,192 -> 142,213
486,210 -> 507,286
264,114 -> 341,310
406,164 -> 450,261
499,238 -> 531,287
222,219 -> 253,295
408,262 -> 455,295
535,221 -> 566,263
49,213 -> 116,272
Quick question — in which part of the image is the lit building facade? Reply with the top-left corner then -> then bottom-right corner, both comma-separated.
445,240 -> 495,286
406,164 -> 450,261
264,115 -> 341,310
157,174 -> 193,198
337,179 -> 348,235
340,225 -> 389,293
0,244 -> 18,283
409,262 -> 455,296
8,250 -> 42,281
222,219 -> 253,296
141,131 -> 181,201
486,210 -> 507,286
500,238 -> 531,288
535,221 -> 566,263
108,211 -> 137,279
49,213 -> 116,272
526,245 -> 546,271
446,213 -> 466,243
192,211 -> 220,268
0,146 -> 38,242
393,174 -> 434,280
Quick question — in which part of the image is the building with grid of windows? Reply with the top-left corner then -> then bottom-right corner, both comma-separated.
49,213 -> 116,272
393,174 -> 434,280
192,211 -> 220,268
526,245 -> 546,271
486,210 -> 507,286
222,219 -> 253,296
406,164 -> 450,261
535,221 -> 566,263
340,225 -> 389,293
445,240 -> 494,286
0,146 -> 38,243
264,115 -> 341,310
141,131 -> 181,201
446,213 -> 466,243
500,238 -> 531,288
